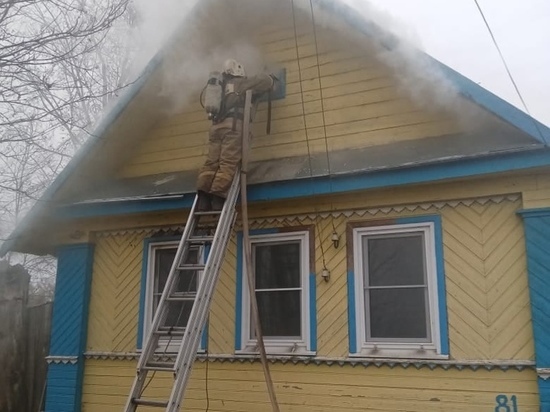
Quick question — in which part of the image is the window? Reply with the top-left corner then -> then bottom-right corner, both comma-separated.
237,230 -> 314,355
140,240 -> 205,352
350,218 -> 448,358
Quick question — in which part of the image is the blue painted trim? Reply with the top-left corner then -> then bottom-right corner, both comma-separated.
539,378 -> 550,412
347,271 -> 357,353
517,207 -> 550,218
57,150 -> 550,220
138,235 -> 207,351
436,63 -> 550,145
57,196 -> 192,220
201,324 -> 208,351
520,212 -> 550,370
45,363 -> 80,412
47,243 -> 94,412
235,232 -> 244,350
316,0 -> 550,146
309,273 -> 317,352
250,150 -> 550,202
396,215 -> 449,355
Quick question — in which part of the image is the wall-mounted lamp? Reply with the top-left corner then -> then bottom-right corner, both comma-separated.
321,268 -> 330,283
331,231 -> 340,249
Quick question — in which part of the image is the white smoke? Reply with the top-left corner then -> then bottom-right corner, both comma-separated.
129,0 -> 201,76
310,0 -> 489,129
123,0 -> 488,128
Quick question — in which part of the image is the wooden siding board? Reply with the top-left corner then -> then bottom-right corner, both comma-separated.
118,20 -> 464,179
81,360 -> 539,411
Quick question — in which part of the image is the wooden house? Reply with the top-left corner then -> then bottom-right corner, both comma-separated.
3,0 -> 550,410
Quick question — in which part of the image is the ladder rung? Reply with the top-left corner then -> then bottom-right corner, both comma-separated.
132,398 -> 169,408
194,210 -> 222,216
188,235 -> 214,243
154,329 -> 185,336
166,292 -> 196,301
157,326 -> 186,332
154,328 -> 185,336
145,361 -> 176,370
177,264 -> 205,271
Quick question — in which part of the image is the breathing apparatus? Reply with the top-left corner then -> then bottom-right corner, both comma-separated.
203,71 -> 224,121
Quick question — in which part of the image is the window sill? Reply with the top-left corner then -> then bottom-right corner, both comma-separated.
349,350 -> 449,361
236,348 -> 316,357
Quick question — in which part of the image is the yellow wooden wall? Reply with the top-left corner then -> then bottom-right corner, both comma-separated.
81,359 -> 539,411
86,197 -> 534,360
118,6 -> 465,179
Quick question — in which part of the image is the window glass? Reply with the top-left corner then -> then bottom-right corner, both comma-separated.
362,232 -> 430,341
153,247 -> 200,329
250,240 -> 302,339
254,242 -> 301,289
368,288 -> 428,339
365,234 -> 425,287
256,290 -> 301,337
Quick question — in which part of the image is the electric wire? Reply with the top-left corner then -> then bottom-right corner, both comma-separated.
204,346 -> 210,412
290,0 -> 330,270
473,0 -> 547,144
308,0 -> 339,236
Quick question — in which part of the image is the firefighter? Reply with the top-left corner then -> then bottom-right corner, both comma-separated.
196,59 -> 275,211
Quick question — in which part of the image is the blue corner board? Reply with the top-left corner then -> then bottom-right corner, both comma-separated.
519,212 -> 550,368
45,363 -> 80,412
46,243 -> 94,412
50,244 -> 94,356
539,378 -> 550,412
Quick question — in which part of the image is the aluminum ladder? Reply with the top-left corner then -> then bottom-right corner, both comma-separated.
123,172 -> 241,411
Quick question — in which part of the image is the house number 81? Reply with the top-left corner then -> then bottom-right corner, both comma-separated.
495,395 -> 518,412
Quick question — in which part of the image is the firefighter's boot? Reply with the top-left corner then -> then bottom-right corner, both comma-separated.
197,191 -> 212,212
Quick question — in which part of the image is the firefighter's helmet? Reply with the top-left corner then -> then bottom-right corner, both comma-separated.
223,59 -> 246,77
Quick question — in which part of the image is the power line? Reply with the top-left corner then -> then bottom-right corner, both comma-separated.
473,0 -> 546,143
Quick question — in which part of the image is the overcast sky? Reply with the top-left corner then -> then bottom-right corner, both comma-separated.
342,0 -> 550,127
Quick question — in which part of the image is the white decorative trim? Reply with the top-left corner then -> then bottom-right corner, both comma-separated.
96,227 -> 174,238
46,355 -> 78,365
93,194 -> 520,237
537,368 -> 550,380
83,352 -> 534,371
247,194 -> 521,226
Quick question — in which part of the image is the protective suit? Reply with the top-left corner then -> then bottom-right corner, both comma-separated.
197,62 -> 274,210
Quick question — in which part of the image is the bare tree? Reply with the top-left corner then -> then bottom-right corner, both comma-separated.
0,0 -> 137,296
0,0 -> 131,144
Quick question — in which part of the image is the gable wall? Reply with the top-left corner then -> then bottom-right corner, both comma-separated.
118,8 -> 463,179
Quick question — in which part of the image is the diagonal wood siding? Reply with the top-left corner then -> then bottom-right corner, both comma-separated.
87,232 -> 147,352
443,199 -> 533,360
86,197 -> 534,360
